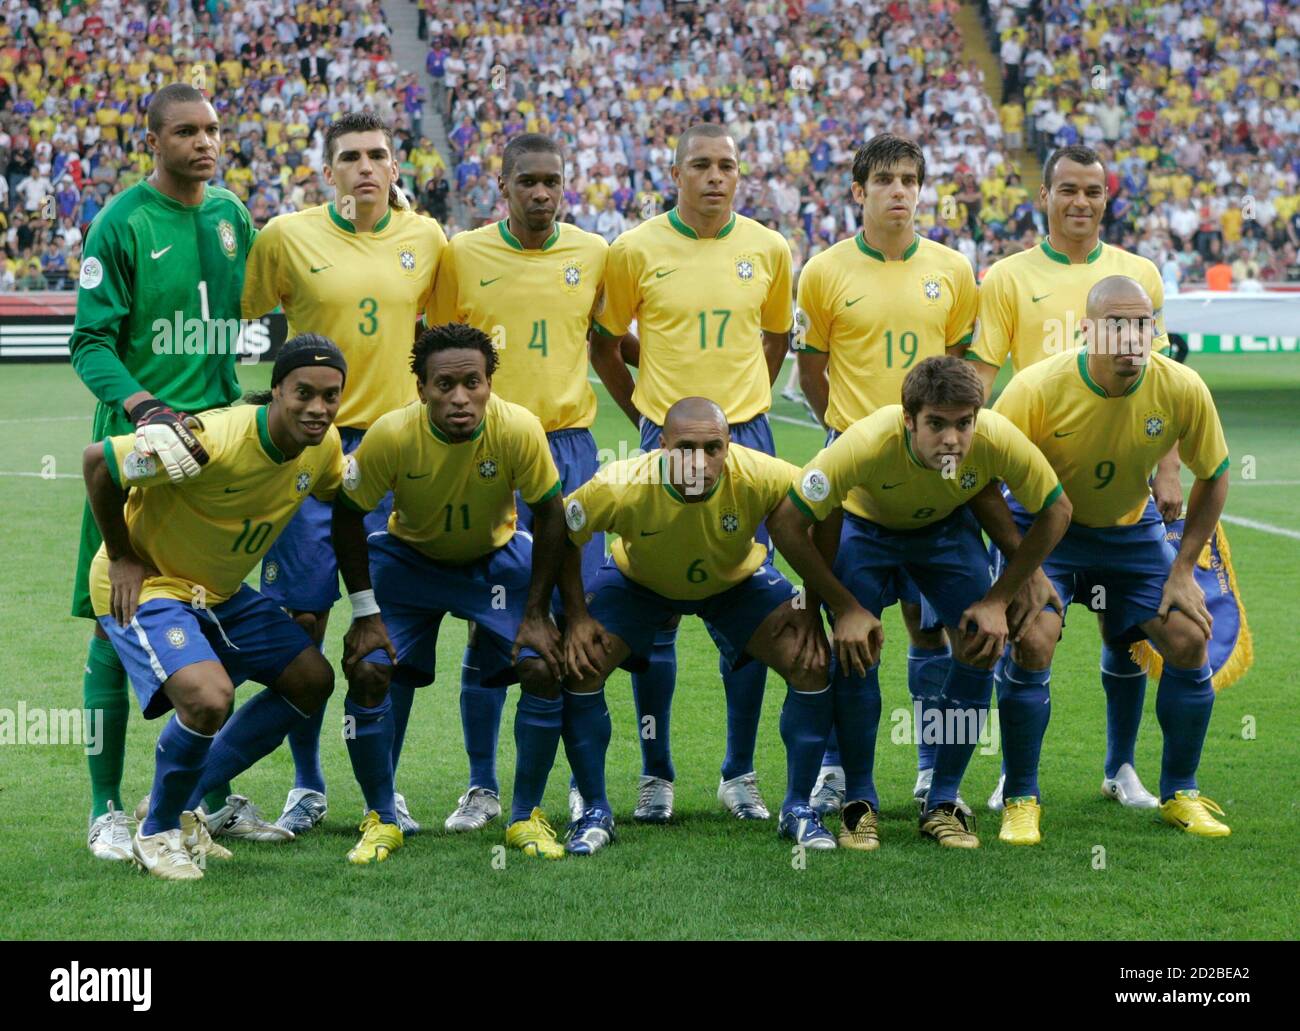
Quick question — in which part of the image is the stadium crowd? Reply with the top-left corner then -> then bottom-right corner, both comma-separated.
983,0 -> 1300,289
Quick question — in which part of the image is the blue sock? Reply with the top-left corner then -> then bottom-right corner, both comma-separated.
344,695 -> 396,825
832,662 -> 881,810
187,690 -> 307,810
143,715 -> 214,835
631,630 -> 676,781
820,726 -> 842,769
928,661 -> 995,807
287,702 -> 326,794
387,680 -> 415,774
510,692 -> 562,823
460,680 -> 506,794
780,686 -> 834,813
908,644 -> 951,772
562,690 -> 611,812
1000,658 -> 1051,800
1155,662 -> 1214,801
1101,641 -> 1147,778
721,658 -> 766,781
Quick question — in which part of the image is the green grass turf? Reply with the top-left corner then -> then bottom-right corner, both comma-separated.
0,355 -> 1296,940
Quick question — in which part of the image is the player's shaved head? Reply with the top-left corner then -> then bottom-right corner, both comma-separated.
674,123 -> 736,167
146,83 -> 209,134
1086,275 -> 1151,317
1083,275 -> 1155,382
660,398 -> 729,500
664,397 -> 727,437
502,133 -> 563,179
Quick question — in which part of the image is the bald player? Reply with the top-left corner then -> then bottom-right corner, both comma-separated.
979,276 -> 1232,843
796,133 -> 978,813
590,123 -> 794,823
242,111 -> 447,835
963,144 -> 1178,811
428,133 -> 608,834
558,398 -> 833,854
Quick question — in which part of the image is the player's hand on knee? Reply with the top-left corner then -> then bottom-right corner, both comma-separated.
1159,564 -> 1211,638
832,604 -> 882,676
1007,569 -> 1064,642
959,597 -> 1009,666
129,399 -> 210,482
513,609 -> 563,681
342,614 -> 395,678
108,553 -> 158,626
788,607 -> 830,676
564,613 -> 611,681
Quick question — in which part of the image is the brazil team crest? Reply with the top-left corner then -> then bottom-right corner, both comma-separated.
720,508 -> 740,535
959,469 -> 978,491
295,471 -> 311,494
217,219 -> 237,259
264,561 -> 280,584
559,260 -> 584,293
398,247 -> 417,277
921,273 -> 942,304
1143,410 -> 1167,440
165,627 -> 187,649
477,457 -> 499,481
734,254 -> 756,283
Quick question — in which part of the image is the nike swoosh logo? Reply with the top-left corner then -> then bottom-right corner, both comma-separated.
479,276 -> 502,286
1053,430 -> 1076,438
654,269 -> 676,279
313,355 -> 331,360
1031,293 -> 1051,303
639,530 -> 663,536
223,486 -> 244,493
881,482 -> 904,489
405,472 -> 430,479
151,245 -> 172,259
310,264 -> 332,273
845,296 -> 863,307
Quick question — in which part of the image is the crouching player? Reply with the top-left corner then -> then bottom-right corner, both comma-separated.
980,275 -> 1232,844
82,336 -> 348,880
768,356 -> 1071,849
558,397 -> 832,854
331,323 -> 569,862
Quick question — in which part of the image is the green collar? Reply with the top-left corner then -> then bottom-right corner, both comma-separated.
497,219 -> 560,251
424,406 -> 486,444
667,206 -> 736,240
141,178 -> 206,212
856,232 -> 919,262
902,427 -> 928,469
1077,348 -> 1147,398
256,405 -> 286,464
659,453 -> 724,503
1041,237 -> 1102,265
327,201 -> 392,235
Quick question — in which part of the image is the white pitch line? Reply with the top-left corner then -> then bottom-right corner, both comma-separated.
1220,514 -> 1300,541
0,415 -> 85,424
0,470 -> 81,480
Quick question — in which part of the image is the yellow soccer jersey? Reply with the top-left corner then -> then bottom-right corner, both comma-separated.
992,350 -> 1229,527
968,240 -> 1169,372
565,444 -> 798,600
427,220 -> 607,432
340,394 -> 562,564
797,234 -> 977,430
789,405 -> 1062,531
89,405 -> 344,615
242,203 -> 447,430
595,208 -> 794,426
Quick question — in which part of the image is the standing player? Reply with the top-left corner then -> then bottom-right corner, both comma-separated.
70,83 -> 277,861
242,112 -> 447,836
964,145 -> 1178,811
768,357 -> 1071,850
558,398 -> 832,854
590,123 -> 794,822
796,133 -> 977,813
81,338 -> 347,879
330,324 -> 570,861
981,276 -> 1232,844
426,133 -> 607,833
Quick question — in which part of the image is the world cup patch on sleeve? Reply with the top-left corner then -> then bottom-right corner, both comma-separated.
123,451 -> 157,481
343,455 -> 360,492
565,499 -> 586,532
801,469 -> 830,502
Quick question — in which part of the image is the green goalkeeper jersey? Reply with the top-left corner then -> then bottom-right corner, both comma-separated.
70,179 -> 255,415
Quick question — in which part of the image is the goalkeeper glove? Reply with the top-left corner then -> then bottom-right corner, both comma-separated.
128,398 -> 210,483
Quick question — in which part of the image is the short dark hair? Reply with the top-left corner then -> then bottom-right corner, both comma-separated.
324,112 -> 393,164
901,356 -> 984,417
410,323 -> 499,381
852,133 -> 926,188
1043,145 -> 1104,189
674,123 -> 735,166
146,83 -> 210,135
502,133 -> 564,178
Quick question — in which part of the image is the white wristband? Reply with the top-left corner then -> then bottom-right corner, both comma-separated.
349,589 -> 380,619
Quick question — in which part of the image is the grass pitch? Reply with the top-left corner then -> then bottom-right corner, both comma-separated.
0,356 -> 1296,939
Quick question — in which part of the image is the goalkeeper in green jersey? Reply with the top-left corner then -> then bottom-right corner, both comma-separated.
73,83 -> 282,861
